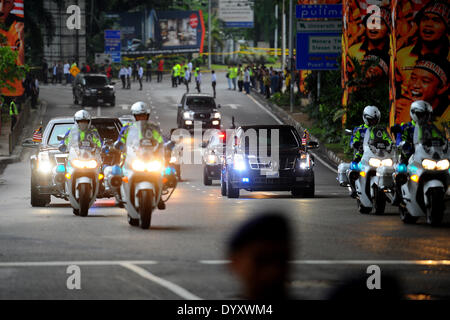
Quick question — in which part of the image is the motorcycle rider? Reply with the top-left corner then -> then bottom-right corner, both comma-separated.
349,106 -> 392,197
115,101 -> 167,208
59,110 -> 102,152
393,100 -> 446,205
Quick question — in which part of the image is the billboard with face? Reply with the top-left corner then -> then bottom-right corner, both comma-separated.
390,0 -> 449,129
0,0 -> 24,96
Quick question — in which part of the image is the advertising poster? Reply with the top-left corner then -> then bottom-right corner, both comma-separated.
218,0 -> 254,28
390,0 -> 449,129
0,0 -> 24,97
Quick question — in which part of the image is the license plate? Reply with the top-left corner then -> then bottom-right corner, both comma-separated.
265,171 -> 279,178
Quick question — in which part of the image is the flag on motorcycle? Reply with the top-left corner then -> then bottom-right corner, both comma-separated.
32,126 -> 43,142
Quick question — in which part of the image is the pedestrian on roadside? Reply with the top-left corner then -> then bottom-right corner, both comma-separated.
237,64 -> 244,92
211,70 -> 217,98
157,59 -> 164,83
52,63 -> 57,84
195,68 -> 202,93
127,65 -> 132,89
230,65 -> 237,90
226,66 -> 232,90
244,67 -> 251,95
228,212 -> 292,300
270,71 -> 279,95
138,64 -> 144,90
184,67 -> 190,93
172,65 -> 178,88
9,98 -> 19,131
264,71 -> 271,99
188,60 -> 193,82
57,62 -> 63,83
146,57 -> 152,82
132,61 -> 138,82
106,64 -> 113,81
63,61 -> 70,85
119,65 -> 127,89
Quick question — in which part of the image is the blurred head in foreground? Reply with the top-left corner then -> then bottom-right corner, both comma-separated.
227,213 -> 292,300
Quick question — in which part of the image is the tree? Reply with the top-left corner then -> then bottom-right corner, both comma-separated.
0,46 -> 28,105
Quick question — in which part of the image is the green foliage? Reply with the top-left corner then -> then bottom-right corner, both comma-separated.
0,46 -> 28,104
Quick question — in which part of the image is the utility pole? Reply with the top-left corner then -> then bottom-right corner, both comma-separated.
289,0 -> 294,113
274,4 -> 278,58
208,0 -> 212,70
282,1 -> 286,71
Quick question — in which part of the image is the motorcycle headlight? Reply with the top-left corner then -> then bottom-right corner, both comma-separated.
131,160 -> 146,172
146,160 -> 162,172
183,112 -> 194,120
422,159 -> 437,170
72,159 -> 98,169
233,154 -> 246,171
381,159 -> 393,167
369,158 -> 381,168
213,112 -> 221,119
436,159 -> 450,170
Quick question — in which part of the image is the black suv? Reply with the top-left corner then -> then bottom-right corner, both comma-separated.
73,73 -> 116,106
221,125 -> 319,199
176,93 -> 221,130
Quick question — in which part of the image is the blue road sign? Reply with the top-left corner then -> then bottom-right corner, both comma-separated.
296,4 -> 342,19
296,32 -> 341,70
105,30 -> 121,63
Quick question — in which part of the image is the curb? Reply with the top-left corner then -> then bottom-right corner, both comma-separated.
249,91 -> 345,169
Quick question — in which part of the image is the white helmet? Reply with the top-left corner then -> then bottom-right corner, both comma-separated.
363,106 -> 381,126
131,101 -> 150,121
410,100 -> 432,125
74,110 -> 91,131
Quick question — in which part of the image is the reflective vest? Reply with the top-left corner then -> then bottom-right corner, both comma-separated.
9,101 -> 18,116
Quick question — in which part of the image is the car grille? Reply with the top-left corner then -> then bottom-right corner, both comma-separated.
253,177 -> 293,184
248,156 -> 296,170
194,113 -> 211,120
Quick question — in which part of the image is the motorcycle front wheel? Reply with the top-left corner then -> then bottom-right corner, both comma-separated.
139,190 -> 154,229
373,186 -> 386,215
427,188 -> 444,226
79,184 -> 91,217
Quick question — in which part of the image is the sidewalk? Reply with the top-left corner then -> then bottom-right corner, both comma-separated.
249,89 -> 345,169
0,99 -> 44,174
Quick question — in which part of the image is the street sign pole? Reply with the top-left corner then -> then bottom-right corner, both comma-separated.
289,0 -> 294,113
208,0 -> 212,70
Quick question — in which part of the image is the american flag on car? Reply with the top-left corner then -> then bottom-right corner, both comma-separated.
32,126 -> 43,142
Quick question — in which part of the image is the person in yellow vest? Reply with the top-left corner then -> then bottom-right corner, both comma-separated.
230,65 -> 238,90
172,65 -> 178,88
9,98 -> 19,131
175,63 -> 181,85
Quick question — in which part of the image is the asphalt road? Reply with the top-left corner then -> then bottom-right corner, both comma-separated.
0,74 -> 449,300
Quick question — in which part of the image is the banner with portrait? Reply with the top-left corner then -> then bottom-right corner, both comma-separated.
0,0 -> 24,97
390,0 -> 449,130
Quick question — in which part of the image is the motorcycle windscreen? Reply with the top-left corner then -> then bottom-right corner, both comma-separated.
125,121 -> 164,162
67,126 -> 101,162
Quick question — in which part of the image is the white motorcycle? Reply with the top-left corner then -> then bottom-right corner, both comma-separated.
398,124 -> 449,225
62,129 -> 102,217
341,127 -> 395,214
119,121 -> 165,229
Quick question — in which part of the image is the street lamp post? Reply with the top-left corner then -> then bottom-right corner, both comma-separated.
289,0 -> 294,113
208,0 -> 212,70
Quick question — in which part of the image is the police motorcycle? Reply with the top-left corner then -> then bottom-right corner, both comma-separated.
397,124 -> 449,225
116,121 -> 177,229
338,126 -> 395,214
60,128 -> 102,217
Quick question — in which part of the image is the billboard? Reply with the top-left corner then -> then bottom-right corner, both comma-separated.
390,0 -> 449,129
108,10 -> 205,55
219,0 -> 254,28
0,0 -> 24,97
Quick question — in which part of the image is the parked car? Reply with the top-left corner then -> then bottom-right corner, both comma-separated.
73,73 -> 116,107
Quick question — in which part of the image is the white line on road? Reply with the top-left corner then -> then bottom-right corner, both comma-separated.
120,262 -> 202,300
0,260 -> 158,267
199,260 -> 450,266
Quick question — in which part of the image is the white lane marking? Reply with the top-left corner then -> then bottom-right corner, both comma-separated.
247,94 -> 283,125
311,151 -> 338,174
226,104 -> 239,109
0,260 -> 158,267
121,104 -> 130,110
199,260 -> 450,266
120,262 -> 202,300
247,94 -> 338,174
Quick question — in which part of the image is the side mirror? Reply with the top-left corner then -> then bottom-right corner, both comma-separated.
22,138 -> 39,148
307,141 -> 319,150
57,135 -> 65,141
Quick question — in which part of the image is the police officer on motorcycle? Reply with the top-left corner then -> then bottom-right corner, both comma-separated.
59,110 -> 102,152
